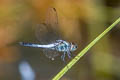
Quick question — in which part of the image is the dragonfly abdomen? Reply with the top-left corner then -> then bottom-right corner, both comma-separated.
19,42 -> 35,47
19,42 -> 55,49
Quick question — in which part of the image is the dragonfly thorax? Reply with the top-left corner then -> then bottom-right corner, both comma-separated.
52,40 -> 69,52
54,40 -> 77,52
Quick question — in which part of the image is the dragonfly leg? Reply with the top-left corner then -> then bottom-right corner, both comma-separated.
67,52 -> 78,60
61,52 -> 66,62
67,51 -> 72,59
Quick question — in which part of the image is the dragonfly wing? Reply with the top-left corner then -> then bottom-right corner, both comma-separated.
35,23 -> 61,44
45,8 -> 58,30
43,49 -> 60,60
45,8 -> 61,39
35,8 -> 62,59
35,8 -> 62,44
35,23 -> 48,44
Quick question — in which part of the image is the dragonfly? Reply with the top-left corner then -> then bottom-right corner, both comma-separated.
19,8 -> 77,61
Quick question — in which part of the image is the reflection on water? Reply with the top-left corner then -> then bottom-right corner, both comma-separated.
19,61 -> 35,80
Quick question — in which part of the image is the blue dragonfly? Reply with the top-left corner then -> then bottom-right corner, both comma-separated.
19,8 -> 77,61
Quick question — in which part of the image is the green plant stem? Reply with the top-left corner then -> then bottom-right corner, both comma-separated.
52,17 -> 120,80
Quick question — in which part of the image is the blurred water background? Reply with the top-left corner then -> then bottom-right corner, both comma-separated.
0,0 -> 120,80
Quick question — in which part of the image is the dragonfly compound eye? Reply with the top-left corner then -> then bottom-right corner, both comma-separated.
70,42 -> 77,51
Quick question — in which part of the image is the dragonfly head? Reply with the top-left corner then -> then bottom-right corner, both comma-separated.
70,42 -> 77,51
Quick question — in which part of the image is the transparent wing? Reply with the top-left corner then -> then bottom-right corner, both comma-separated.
35,8 -> 61,44
45,8 -> 58,30
45,8 -> 61,40
43,49 -> 60,60
35,23 -> 48,44
35,8 -> 62,59
35,24 -> 60,59
35,23 -> 60,44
